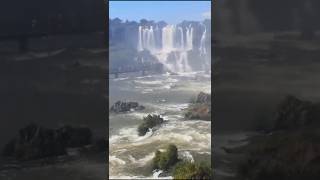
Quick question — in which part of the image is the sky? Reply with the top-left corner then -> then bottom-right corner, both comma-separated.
109,1 -> 211,24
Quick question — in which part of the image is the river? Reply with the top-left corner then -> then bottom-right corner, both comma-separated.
109,71 -> 211,179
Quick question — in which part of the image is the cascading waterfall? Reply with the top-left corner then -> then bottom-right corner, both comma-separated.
199,25 -> 207,56
178,27 -> 184,50
186,26 -> 193,51
162,25 -> 176,52
137,24 -> 208,72
138,26 -> 143,51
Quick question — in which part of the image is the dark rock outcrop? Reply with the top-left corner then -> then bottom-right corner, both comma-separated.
137,114 -> 163,136
2,123 -> 92,160
110,101 -> 145,113
185,92 -> 211,121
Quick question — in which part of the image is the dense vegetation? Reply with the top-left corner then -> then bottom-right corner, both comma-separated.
153,144 -> 179,170
151,144 -> 212,179
173,161 -> 212,180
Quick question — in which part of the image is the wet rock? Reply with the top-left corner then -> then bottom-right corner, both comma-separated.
185,104 -> 211,121
195,92 -> 211,104
137,114 -> 163,136
110,101 -> 145,113
185,92 -> 211,121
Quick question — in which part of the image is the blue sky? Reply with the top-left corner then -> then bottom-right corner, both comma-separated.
109,1 -> 211,24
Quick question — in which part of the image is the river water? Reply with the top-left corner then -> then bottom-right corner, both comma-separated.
109,71 -> 211,179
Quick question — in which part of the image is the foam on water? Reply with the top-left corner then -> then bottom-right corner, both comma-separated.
129,152 -> 155,166
109,72 -> 211,178
134,80 -> 163,85
109,156 -> 126,165
112,77 -> 129,81
180,151 -> 194,163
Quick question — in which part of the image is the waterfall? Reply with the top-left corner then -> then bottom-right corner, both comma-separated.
199,25 -> 207,56
179,51 -> 192,72
162,25 -> 175,52
178,27 -> 184,50
186,26 -> 193,50
138,26 -> 143,51
137,24 -> 198,72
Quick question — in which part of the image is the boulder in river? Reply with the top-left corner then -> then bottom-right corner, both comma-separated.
185,92 -> 211,121
110,101 -> 145,113
195,92 -> 211,104
137,114 -> 163,136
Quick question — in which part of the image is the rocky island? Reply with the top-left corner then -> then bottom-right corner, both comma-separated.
185,92 -> 211,121
110,101 -> 145,113
137,114 -> 164,136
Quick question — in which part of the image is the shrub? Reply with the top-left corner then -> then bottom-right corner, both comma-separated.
173,161 -> 212,179
137,114 -> 163,136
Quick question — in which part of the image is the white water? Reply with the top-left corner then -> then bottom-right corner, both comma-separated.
109,72 -> 211,179
199,25 -> 207,56
137,24 -> 207,72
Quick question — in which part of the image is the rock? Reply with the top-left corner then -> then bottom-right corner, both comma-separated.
110,101 -> 145,113
137,114 -> 163,136
195,92 -> 211,104
2,123 -> 93,160
185,92 -> 211,121
153,144 -> 179,171
185,104 -> 211,121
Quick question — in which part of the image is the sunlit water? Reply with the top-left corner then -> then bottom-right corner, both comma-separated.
109,71 -> 211,179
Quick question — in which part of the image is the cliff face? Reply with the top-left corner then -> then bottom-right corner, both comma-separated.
109,19 -> 211,50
